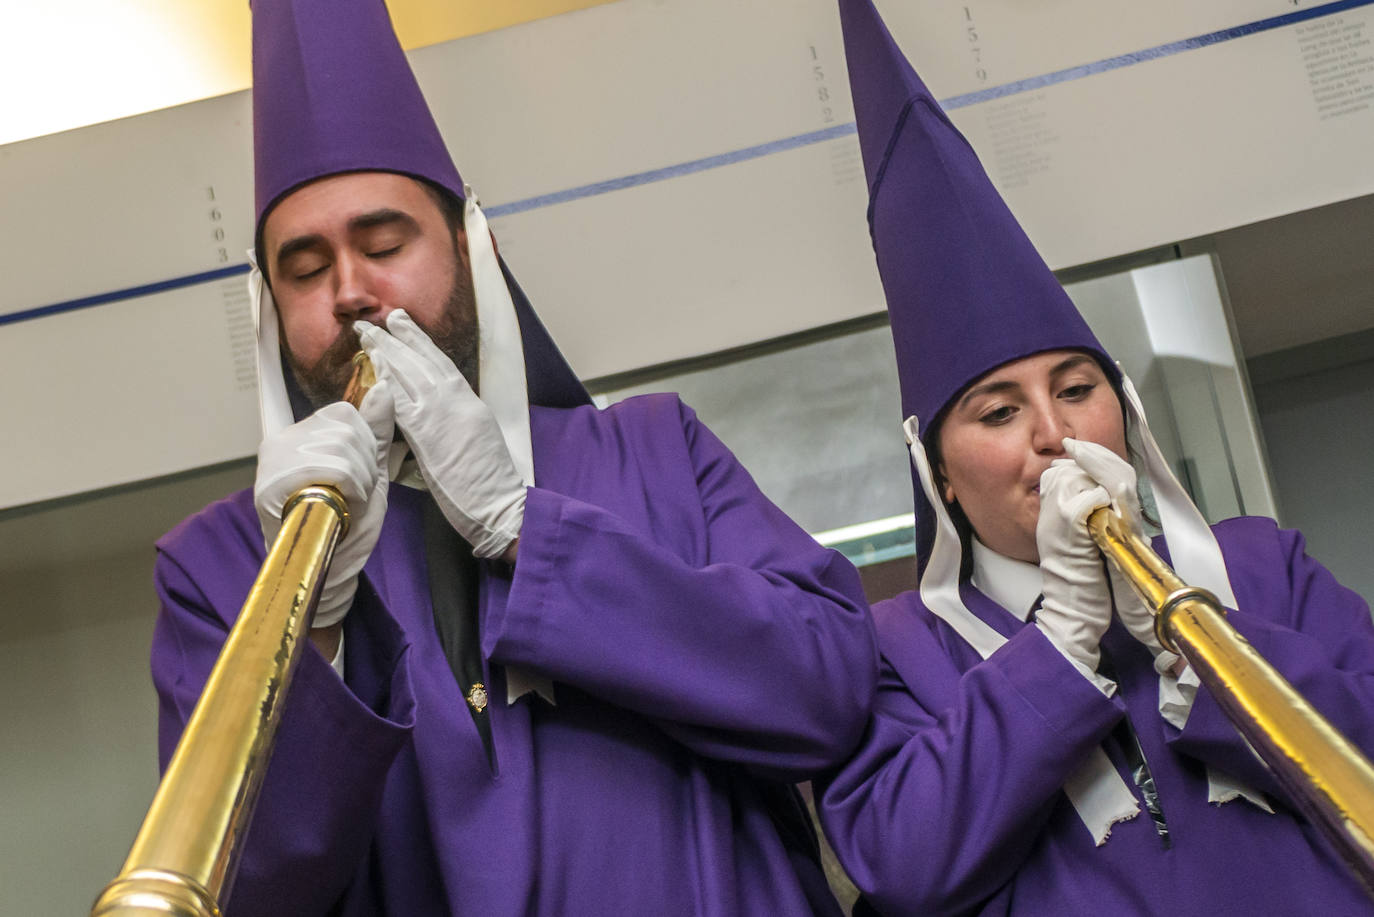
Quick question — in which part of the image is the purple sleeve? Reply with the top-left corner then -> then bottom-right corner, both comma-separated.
1167,521 -> 1374,802
152,547 -> 414,917
819,624 -> 1123,915
485,404 -> 877,780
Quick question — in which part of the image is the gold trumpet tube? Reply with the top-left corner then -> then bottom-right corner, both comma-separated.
1089,506 -> 1374,894
92,354 -> 375,917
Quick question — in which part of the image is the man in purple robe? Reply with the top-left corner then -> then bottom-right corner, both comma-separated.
150,1 -> 876,914
817,1 -> 1374,914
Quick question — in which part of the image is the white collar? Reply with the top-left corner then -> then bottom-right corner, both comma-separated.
969,538 -> 1043,622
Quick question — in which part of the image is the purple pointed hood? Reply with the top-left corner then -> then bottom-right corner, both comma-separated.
252,0 -> 464,228
839,0 -> 1114,567
250,0 -> 588,411
839,0 -> 1113,437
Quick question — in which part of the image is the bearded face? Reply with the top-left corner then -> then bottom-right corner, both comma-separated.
285,258 -> 479,411
262,172 -> 481,414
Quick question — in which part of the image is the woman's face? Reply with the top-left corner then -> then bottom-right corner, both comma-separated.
935,350 -> 1128,564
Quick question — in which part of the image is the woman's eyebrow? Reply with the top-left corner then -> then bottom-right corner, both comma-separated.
1049,354 -> 1096,376
957,379 -> 1019,410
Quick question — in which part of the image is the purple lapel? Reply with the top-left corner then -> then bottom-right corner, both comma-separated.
874,583 -> 1032,710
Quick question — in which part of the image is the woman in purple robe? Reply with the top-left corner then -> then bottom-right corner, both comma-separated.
819,1 -> 1374,914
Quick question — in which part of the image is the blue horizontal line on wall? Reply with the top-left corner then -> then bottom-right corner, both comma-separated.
2,264 -> 251,328
7,0 -> 1366,328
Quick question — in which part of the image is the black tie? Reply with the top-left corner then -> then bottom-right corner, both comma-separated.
1096,645 -> 1171,848
421,496 -> 494,765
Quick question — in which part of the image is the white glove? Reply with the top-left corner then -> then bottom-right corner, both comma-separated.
254,382 -> 395,628
357,310 -> 525,559
1035,449 -> 1116,672
1064,439 -> 1182,674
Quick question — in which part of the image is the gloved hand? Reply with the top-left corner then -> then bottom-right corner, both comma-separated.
1035,448 -> 1116,672
1064,439 -> 1182,675
357,310 -> 525,560
254,381 -> 395,628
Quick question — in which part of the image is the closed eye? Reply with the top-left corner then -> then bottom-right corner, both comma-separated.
367,245 -> 402,259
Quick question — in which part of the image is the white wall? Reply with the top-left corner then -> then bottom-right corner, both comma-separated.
1250,333 -> 1374,607
0,463 -> 252,913
0,557 -> 160,914
7,0 -> 1374,509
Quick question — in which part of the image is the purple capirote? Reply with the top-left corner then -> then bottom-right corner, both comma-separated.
251,0 -> 465,228
838,0 -> 1113,439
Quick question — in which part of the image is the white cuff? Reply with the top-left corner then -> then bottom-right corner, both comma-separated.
1158,660 -> 1199,730
1040,628 -> 1117,698
328,629 -> 346,681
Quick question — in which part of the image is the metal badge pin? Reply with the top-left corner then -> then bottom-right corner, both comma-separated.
466,682 -> 489,714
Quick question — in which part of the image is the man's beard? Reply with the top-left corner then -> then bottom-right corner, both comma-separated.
285,269 -> 479,411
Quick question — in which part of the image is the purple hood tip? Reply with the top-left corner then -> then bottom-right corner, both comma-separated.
251,0 -> 466,234
839,0 -> 1112,438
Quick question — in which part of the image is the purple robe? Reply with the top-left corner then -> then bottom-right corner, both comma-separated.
153,394 -> 877,916
819,517 -> 1374,915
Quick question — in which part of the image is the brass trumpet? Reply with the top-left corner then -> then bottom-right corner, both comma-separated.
1089,507 -> 1374,894
91,353 -> 376,917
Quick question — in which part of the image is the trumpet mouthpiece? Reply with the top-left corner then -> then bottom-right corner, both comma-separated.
342,351 -> 376,409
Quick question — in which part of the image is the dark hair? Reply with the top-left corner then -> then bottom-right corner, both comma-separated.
922,421 -> 977,580
419,179 -> 466,236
